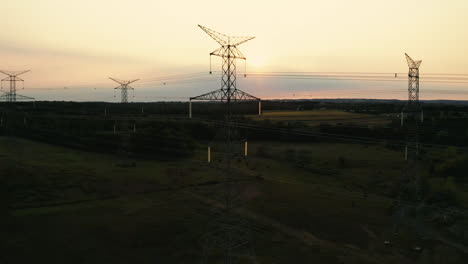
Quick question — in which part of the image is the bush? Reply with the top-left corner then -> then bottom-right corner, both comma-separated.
256,145 -> 271,158
337,155 -> 346,168
284,148 -> 296,163
435,157 -> 468,182
297,149 -> 312,166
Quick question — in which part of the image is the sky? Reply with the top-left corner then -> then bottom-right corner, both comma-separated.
1,0 -> 468,101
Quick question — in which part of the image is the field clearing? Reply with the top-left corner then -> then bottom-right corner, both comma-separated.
248,109 -> 393,126
4,136 -> 467,263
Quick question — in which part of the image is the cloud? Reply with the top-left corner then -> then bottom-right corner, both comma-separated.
0,42 -> 150,65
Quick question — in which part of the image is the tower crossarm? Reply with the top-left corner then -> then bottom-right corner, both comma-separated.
0,70 -> 30,77
210,46 -> 246,60
109,77 -> 140,85
199,25 -> 255,47
231,89 -> 261,101
405,53 -> 422,70
190,88 -> 260,102
229,36 -> 256,46
109,77 -> 125,85
126,79 -> 140,85
198,25 -> 230,46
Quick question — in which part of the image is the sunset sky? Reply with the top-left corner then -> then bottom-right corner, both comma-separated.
1,0 -> 468,101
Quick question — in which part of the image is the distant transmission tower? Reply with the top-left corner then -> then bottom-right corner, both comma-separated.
405,53 -> 422,109
391,53 -> 424,251
0,70 -> 34,102
197,25 -> 257,264
109,78 -> 139,103
189,25 -> 261,118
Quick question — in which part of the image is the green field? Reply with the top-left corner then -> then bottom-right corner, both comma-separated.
4,133 -> 467,263
248,109 -> 392,126
0,104 -> 468,264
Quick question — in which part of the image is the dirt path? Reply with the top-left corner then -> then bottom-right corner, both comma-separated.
186,190 -> 413,264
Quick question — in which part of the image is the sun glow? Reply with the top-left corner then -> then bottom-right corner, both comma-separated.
248,56 -> 267,69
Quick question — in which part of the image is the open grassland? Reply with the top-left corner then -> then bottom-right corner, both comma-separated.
4,136 -> 467,263
247,109 -> 392,126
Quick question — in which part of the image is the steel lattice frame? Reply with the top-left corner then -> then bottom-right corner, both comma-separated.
190,25 -> 260,104
392,53 -> 424,249
202,211 -> 257,264
0,70 -> 34,102
196,25 -> 257,264
109,77 -> 139,103
405,53 -> 422,109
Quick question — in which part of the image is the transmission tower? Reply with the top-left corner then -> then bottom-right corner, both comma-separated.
391,53 -> 425,251
197,25 -> 257,264
0,70 -> 34,102
405,53 -> 422,108
109,78 -> 139,103
189,25 -> 261,118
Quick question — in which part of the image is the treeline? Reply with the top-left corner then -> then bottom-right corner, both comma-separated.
1,100 -> 468,158
3,100 -> 468,117
0,110 -> 219,159
0,101 -> 259,117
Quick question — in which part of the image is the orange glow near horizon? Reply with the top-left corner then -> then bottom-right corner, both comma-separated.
1,0 -> 468,101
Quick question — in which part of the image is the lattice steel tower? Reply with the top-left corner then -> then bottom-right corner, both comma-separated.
109,78 -> 139,103
391,53 -> 424,251
0,70 -> 34,102
405,53 -> 422,108
197,25 -> 257,264
403,53 -> 422,168
189,25 -> 261,118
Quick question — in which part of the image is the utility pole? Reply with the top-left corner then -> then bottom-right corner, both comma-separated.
109,78 -> 139,103
198,25 -> 257,264
391,53 -> 424,251
0,70 -> 34,102
190,25 -> 261,118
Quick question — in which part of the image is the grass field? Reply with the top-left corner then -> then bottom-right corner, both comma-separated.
4,133 -> 467,263
247,109 -> 392,127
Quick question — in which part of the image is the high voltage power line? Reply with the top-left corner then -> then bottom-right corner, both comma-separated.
23,70 -> 468,93
191,117 -> 468,151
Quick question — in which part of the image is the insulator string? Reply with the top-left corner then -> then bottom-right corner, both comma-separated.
209,55 -> 212,74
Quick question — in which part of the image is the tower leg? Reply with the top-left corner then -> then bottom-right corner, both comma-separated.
189,100 -> 192,119
405,145 -> 408,161
258,101 -> 262,116
401,111 -> 404,127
